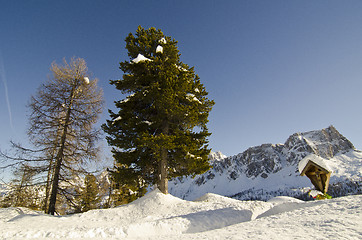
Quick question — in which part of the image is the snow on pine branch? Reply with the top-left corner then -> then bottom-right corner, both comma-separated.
156,45 -> 163,53
159,38 -> 167,44
120,93 -> 135,104
142,121 -> 152,126
175,64 -> 188,72
132,54 -> 152,63
114,116 -> 122,121
112,116 -> 122,125
187,152 -> 202,159
186,93 -> 202,104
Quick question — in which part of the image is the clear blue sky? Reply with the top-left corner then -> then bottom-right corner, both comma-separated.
1,1 -> 362,165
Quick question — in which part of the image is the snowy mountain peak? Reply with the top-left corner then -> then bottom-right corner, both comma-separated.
284,125 -> 354,162
209,151 -> 227,162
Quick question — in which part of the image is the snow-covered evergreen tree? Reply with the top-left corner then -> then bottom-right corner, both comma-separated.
103,26 -> 214,194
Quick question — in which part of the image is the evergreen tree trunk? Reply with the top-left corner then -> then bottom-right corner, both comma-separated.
158,123 -> 169,194
158,147 -> 168,194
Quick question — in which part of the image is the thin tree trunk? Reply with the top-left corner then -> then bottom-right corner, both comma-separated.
47,90 -> 74,215
44,128 -> 61,213
47,128 -> 68,214
43,158 -> 54,213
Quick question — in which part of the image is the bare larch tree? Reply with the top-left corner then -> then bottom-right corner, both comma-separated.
28,57 -> 103,215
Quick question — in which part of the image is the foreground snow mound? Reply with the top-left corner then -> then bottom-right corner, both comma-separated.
0,190 -> 270,239
124,190 -> 264,236
257,198 -> 322,219
267,196 -> 305,204
0,191 -> 361,239
195,193 -> 272,220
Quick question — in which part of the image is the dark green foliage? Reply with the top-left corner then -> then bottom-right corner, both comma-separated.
107,181 -> 147,207
103,26 -> 214,194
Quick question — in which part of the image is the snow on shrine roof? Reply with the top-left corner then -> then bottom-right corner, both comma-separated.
298,154 -> 332,174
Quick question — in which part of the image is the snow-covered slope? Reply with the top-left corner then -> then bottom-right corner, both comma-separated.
0,190 -> 360,239
169,126 -> 361,200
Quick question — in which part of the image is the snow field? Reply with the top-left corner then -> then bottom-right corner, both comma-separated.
0,190 -> 361,239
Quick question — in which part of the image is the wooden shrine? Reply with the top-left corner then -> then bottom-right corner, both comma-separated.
299,155 -> 332,194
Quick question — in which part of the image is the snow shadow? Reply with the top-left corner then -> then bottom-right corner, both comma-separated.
1,207 -> 45,223
7,213 -> 41,222
125,208 -> 252,237
256,201 -> 323,219
181,207 -> 253,233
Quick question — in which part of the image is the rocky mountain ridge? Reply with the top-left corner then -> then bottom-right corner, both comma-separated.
169,125 -> 361,200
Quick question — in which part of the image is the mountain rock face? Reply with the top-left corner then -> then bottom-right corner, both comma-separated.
169,126 -> 361,201
284,125 -> 354,162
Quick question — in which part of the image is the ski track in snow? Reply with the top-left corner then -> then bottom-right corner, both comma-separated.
0,190 -> 361,239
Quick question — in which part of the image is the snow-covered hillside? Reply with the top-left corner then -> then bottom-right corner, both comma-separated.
0,190 -> 361,239
169,126 -> 362,200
